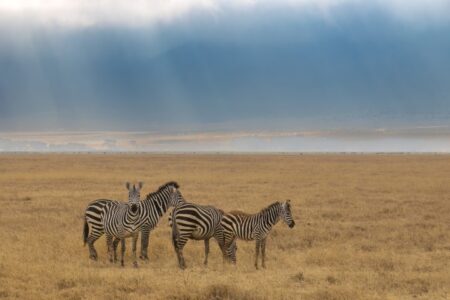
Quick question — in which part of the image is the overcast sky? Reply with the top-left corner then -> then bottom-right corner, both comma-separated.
1,0 -> 449,132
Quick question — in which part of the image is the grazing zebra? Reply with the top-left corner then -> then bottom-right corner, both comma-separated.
103,182 -> 143,267
83,181 -> 184,262
221,200 -> 295,269
171,202 -> 228,269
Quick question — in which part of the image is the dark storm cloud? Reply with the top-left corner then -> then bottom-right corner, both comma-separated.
0,2 -> 449,131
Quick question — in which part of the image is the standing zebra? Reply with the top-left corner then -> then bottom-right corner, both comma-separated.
135,181 -> 185,260
171,202 -> 228,269
221,200 -> 295,269
83,181 -> 184,262
84,199 -> 115,261
103,182 -> 143,267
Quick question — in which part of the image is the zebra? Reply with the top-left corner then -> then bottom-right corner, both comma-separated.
83,181 -> 184,262
83,183 -> 139,262
135,181 -> 185,260
171,202 -> 230,269
221,200 -> 295,269
103,182 -> 143,267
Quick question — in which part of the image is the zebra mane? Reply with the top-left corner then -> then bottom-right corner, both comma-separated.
228,210 -> 251,216
259,202 -> 281,215
145,181 -> 179,200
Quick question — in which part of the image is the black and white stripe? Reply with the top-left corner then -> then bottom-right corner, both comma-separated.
171,202 -> 227,269
83,181 -> 185,263
137,181 -> 185,260
103,182 -> 143,267
83,198 -> 115,260
221,200 -> 295,269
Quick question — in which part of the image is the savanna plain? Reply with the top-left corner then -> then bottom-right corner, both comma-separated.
0,154 -> 449,300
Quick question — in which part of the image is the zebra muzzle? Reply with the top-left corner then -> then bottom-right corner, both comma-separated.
289,221 -> 295,228
131,204 -> 138,213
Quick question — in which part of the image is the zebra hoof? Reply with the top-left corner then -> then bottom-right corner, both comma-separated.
139,255 -> 149,261
121,261 -> 125,267
133,262 -> 139,268
89,255 -> 97,261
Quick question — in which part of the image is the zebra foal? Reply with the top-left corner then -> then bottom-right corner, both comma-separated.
221,200 -> 295,269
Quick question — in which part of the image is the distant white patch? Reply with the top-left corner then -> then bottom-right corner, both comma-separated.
1,129 -> 450,153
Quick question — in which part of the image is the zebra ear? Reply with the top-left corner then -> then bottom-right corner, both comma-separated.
138,182 -> 144,190
126,182 -> 131,190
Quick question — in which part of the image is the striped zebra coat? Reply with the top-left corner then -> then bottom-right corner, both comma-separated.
83,182 -> 141,263
171,202 -> 227,269
137,181 -> 185,260
221,200 -> 295,269
103,182 -> 142,267
83,181 -> 184,264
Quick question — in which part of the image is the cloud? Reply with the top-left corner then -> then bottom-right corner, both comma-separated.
0,0 -> 448,28
0,1 -> 449,133
0,0 -> 218,27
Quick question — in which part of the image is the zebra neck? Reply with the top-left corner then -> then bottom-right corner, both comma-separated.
260,206 -> 281,227
126,208 -> 140,221
143,189 -> 171,216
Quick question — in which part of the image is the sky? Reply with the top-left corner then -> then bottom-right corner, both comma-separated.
0,1 -> 450,151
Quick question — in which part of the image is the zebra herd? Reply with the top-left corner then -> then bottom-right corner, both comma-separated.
83,181 -> 295,269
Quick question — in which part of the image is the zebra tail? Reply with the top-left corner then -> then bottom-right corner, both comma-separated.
83,219 -> 89,246
171,209 -> 180,249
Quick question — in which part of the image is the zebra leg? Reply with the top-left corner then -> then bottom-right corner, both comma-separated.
132,233 -> 139,268
87,229 -> 103,260
106,234 -> 114,263
204,239 -> 210,266
220,240 -> 229,264
261,238 -> 267,269
120,239 -> 126,267
173,237 -> 188,269
140,224 -> 150,260
255,239 -> 261,269
113,238 -> 120,263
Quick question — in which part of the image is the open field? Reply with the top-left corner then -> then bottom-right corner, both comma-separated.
0,154 -> 449,299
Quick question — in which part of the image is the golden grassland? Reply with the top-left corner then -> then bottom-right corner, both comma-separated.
0,153 -> 449,300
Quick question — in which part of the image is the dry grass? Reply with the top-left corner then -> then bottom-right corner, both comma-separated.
0,153 -> 449,299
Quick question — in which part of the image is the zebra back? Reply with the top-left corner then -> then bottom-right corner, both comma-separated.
171,202 -> 224,241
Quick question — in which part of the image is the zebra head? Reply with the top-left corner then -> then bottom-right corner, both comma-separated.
126,182 -> 143,213
166,183 -> 184,207
228,239 -> 238,264
280,200 -> 295,228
